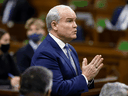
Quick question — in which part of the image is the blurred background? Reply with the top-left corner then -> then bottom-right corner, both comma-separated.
0,0 -> 128,95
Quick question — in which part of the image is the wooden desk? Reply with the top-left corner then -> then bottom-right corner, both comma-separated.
0,86 -> 19,96
0,89 -> 19,96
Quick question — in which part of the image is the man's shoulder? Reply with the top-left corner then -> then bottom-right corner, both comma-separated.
35,39 -> 53,54
37,34 -> 56,50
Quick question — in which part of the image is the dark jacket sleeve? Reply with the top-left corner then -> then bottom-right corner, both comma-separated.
9,54 -> 20,76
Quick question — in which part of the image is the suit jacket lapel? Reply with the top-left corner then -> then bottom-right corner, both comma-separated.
46,34 -> 77,76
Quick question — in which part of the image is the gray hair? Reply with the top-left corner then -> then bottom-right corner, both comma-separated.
46,5 -> 73,32
20,66 -> 53,95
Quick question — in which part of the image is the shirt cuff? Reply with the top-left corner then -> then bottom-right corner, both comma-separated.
82,74 -> 88,85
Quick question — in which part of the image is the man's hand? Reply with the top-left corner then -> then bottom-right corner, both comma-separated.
82,55 -> 104,81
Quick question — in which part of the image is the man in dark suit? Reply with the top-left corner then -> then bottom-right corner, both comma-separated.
0,0 -> 35,24
31,5 -> 104,96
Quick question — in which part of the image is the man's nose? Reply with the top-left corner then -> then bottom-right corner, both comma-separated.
73,22 -> 77,28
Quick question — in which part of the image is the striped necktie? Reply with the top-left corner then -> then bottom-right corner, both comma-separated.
65,43 -> 77,75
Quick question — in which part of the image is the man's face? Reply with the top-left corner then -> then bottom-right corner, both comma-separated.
55,7 -> 77,43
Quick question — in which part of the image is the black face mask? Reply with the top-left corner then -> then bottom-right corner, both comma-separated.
1,44 -> 10,53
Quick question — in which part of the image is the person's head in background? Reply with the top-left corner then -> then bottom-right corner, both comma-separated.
46,5 -> 77,43
25,18 -> 46,45
19,66 -> 53,96
0,28 -> 10,54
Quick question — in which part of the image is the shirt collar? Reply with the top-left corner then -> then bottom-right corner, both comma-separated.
49,33 -> 66,49
29,40 -> 41,50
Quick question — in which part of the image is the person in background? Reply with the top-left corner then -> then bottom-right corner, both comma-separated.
100,82 -> 128,96
0,28 -> 20,88
31,5 -> 104,96
105,0 -> 128,31
16,18 -> 46,73
19,66 -> 53,96
0,0 -> 35,24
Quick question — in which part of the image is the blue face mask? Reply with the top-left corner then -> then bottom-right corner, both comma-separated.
28,33 -> 43,42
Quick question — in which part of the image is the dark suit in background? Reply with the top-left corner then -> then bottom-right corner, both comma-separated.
16,44 -> 34,73
0,0 -> 35,24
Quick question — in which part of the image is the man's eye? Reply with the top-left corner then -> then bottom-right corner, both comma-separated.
67,20 -> 72,22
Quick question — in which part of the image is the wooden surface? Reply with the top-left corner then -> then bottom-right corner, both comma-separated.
0,86 -> 19,96
0,89 -> 19,96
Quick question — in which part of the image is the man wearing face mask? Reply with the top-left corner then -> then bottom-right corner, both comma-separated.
16,18 -> 46,73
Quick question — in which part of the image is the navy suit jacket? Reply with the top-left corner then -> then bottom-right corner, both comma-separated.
16,44 -> 34,73
31,34 -> 94,96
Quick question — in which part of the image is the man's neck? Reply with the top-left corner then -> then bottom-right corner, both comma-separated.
49,30 -> 68,43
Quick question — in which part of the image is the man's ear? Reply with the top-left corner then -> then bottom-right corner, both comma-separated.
51,21 -> 58,31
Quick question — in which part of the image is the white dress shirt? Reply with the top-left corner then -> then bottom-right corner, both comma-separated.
29,40 -> 41,51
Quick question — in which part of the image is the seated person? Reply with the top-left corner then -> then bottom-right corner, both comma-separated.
19,66 -> 53,96
0,28 -> 20,87
105,0 -> 128,31
100,82 -> 128,96
16,18 -> 46,73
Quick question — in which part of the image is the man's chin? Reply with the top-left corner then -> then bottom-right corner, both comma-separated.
69,37 -> 77,42
73,36 -> 77,39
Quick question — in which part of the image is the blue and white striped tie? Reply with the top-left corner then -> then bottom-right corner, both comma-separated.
65,43 -> 77,75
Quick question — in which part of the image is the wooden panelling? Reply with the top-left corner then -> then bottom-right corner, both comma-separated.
30,0 -> 60,17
